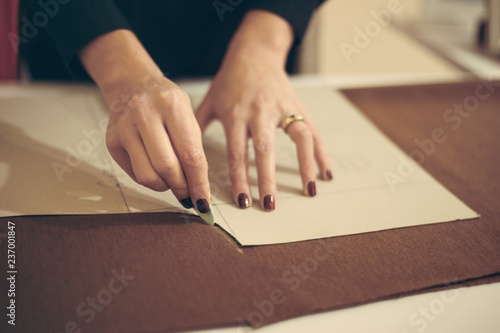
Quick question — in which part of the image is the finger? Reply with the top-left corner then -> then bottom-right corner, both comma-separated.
286,121 -> 317,196
137,120 -> 191,202
165,104 -> 212,214
313,131 -> 333,181
251,123 -> 276,211
120,131 -> 170,192
225,119 -> 252,209
297,110 -> 333,181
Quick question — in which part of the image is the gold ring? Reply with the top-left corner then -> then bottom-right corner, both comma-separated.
281,114 -> 305,133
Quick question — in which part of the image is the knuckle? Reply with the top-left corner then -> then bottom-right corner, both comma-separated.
227,151 -> 247,177
129,101 -> 154,125
251,107 -> 268,120
135,173 -> 164,190
188,182 -> 207,199
151,156 -> 178,175
168,183 -> 188,195
158,87 -> 191,109
127,93 -> 147,111
291,126 -> 313,143
228,143 -> 247,164
249,93 -> 270,112
256,142 -> 272,155
253,134 -> 273,155
180,146 -> 207,169
224,109 -> 246,126
128,88 -> 191,123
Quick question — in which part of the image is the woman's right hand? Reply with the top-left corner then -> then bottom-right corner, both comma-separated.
79,30 -> 211,213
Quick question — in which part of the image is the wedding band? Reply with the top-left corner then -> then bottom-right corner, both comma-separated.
281,114 -> 305,133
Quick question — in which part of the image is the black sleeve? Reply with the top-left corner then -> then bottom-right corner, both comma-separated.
21,0 -> 324,80
245,0 -> 326,42
22,0 -> 131,68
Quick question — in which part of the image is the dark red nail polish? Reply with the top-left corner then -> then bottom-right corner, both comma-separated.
263,194 -> 275,210
326,169 -> 333,180
180,197 -> 193,209
196,198 -> 210,214
307,180 -> 316,197
238,193 -> 250,209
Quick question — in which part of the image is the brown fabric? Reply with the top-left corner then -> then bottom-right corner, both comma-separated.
1,81 -> 500,332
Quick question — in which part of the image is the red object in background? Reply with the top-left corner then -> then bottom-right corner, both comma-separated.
0,0 -> 20,81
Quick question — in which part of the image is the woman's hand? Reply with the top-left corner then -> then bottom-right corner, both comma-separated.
196,11 -> 332,211
79,30 -> 212,214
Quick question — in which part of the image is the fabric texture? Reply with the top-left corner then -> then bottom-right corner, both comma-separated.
1,80 -> 499,332
20,0 -> 324,80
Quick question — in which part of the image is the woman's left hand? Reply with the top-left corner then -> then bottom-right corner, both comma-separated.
195,10 -> 332,211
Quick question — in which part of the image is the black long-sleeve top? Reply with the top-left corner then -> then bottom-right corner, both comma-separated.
20,0 -> 324,80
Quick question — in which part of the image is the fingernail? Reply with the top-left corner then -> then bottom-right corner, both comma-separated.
326,169 -> 333,180
238,193 -> 250,209
196,198 -> 210,214
194,198 -> 215,225
307,180 -> 316,197
180,197 -> 193,209
263,194 -> 275,210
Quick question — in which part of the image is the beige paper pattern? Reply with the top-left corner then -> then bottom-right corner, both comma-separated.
0,84 -> 478,245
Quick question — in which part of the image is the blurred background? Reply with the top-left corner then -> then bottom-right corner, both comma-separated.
297,0 -> 500,76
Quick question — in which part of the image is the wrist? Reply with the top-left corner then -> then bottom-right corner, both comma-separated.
79,29 -> 164,96
223,10 -> 294,69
